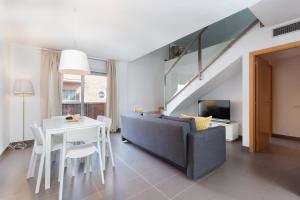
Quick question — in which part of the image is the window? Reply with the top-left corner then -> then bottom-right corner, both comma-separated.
61,73 -> 107,119
63,89 -> 79,101
84,74 -> 107,119
62,74 -> 82,115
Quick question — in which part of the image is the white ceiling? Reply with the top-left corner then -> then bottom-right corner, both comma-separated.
250,0 -> 300,27
0,0 -> 260,61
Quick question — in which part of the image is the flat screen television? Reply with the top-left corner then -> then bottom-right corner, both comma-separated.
198,100 -> 230,121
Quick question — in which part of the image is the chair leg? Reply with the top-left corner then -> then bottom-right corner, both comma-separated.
84,157 -> 88,174
58,150 -> 63,182
30,154 -> 37,178
98,150 -> 105,184
89,156 -> 92,172
35,152 -> 45,194
107,138 -> 115,167
106,144 -> 109,158
26,150 -> 35,179
65,158 -> 67,168
51,151 -> 55,163
59,154 -> 65,200
72,159 -> 76,177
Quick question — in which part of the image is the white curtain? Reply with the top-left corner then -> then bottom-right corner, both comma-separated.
40,50 -> 62,119
105,60 -> 118,132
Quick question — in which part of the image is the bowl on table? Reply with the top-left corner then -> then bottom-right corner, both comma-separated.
65,114 -> 81,122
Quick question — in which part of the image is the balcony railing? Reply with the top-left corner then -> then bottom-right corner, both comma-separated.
62,102 -> 106,119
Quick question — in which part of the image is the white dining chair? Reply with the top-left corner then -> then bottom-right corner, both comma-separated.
50,116 -> 65,163
26,123 -> 64,194
97,115 -> 115,168
51,116 -> 92,176
59,125 -> 104,200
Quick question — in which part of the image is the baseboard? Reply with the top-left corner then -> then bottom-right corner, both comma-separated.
0,147 -> 7,156
272,134 -> 300,142
241,146 -> 249,152
0,142 -> 9,156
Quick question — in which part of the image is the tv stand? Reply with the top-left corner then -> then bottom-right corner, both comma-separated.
211,119 -> 231,124
210,121 -> 239,142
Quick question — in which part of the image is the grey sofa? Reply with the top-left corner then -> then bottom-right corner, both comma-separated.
121,113 -> 226,179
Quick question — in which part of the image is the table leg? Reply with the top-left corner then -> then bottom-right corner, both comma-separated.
45,133 -> 51,190
101,125 -> 106,170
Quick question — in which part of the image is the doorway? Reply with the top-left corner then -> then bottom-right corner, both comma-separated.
249,41 -> 300,152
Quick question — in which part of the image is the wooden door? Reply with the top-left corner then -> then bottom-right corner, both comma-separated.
255,57 -> 272,152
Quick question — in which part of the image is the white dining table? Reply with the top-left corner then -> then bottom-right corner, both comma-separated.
43,116 -> 106,190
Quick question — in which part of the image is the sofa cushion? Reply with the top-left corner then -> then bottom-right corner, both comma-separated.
162,115 -> 197,132
142,113 -> 163,118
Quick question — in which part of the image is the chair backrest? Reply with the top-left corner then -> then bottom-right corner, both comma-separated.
97,115 -> 112,134
64,125 -> 100,144
30,123 -> 45,146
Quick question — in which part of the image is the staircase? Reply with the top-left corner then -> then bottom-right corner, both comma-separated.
164,8 -> 258,115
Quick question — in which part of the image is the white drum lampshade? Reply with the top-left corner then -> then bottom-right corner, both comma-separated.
59,50 -> 90,75
13,80 -> 35,96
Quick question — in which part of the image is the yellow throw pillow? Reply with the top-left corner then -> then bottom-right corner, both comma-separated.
134,107 -> 144,113
180,114 -> 192,119
180,114 -> 212,131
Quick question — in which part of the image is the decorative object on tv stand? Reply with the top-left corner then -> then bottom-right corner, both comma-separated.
12,80 -> 35,149
133,106 -> 144,113
59,50 -> 90,75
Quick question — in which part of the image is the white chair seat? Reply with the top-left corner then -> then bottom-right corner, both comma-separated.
66,144 -> 97,159
34,143 -> 63,154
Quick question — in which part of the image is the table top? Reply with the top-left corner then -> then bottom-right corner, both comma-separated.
43,116 -> 104,133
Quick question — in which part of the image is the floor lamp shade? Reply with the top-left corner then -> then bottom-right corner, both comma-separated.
59,50 -> 90,75
13,80 -> 35,96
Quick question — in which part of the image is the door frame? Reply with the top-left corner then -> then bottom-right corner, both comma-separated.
249,41 -> 300,152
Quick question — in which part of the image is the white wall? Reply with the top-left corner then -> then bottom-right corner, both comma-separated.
115,47 -> 168,129
271,56 -> 300,138
126,46 -> 168,112
175,65 -> 243,135
241,22 -> 300,147
0,40 -> 10,154
116,61 -> 128,128
9,44 -> 41,142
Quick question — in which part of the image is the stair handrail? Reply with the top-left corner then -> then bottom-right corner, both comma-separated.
165,20 -> 259,105
165,27 -> 207,76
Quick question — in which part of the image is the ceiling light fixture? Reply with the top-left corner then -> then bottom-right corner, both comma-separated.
59,50 -> 90,75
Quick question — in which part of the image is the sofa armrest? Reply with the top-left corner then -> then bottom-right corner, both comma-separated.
186,126 -> 226,179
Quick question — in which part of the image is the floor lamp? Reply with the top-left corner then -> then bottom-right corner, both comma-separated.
12,80 -> 35,149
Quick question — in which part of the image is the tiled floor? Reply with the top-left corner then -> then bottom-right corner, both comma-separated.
1,134 -> 300,200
